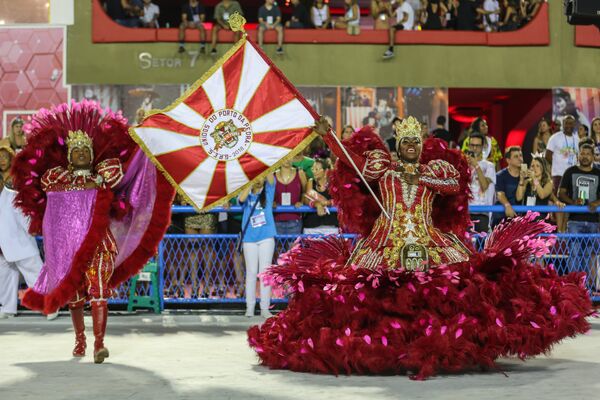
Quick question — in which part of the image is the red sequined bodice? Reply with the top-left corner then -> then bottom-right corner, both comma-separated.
325,138 -> 471,271
41,158 -> 123,192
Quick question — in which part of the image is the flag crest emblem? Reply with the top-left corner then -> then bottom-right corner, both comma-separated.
202,110 -> 252,159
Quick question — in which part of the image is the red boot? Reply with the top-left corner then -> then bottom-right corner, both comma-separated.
69,304 -> 86,357
91,300 -> 109,364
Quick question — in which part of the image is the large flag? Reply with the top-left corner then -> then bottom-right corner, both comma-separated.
131,38 -> 318,211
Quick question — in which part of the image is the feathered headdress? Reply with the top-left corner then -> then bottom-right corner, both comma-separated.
11,100 -> 137,234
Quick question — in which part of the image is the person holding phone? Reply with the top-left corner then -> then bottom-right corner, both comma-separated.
516,156 -> 565,220
516,157 -> 550,206
238,174 -> 276,318
493,146 -> 523,226
466,133 -> 495,232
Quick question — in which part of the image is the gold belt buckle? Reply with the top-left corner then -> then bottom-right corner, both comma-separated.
401,243 -> 429,272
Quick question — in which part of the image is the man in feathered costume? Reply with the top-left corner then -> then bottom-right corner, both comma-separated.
11,101 -> 174,363
248,116 -> 594,380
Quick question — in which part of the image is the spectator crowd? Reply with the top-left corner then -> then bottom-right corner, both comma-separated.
458,114 -> 600,236
101,0 -> 544,57
103,0 -> 544,31
163,108 -> 599,239
161,109 -> 600,300
4,109 -> 600,303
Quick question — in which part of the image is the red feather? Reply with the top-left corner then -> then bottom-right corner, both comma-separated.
249,228 -> 593,379
421,138 -> 472,239
329,130 -> 472,243
11,100 -> 137,234
328,127 -> 387,236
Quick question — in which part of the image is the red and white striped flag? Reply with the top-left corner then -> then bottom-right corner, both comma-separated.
131,39 -> 317,211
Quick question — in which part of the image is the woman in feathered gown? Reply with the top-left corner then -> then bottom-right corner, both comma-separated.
247,116 -> 594,380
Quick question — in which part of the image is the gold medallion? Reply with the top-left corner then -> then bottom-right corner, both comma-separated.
401,243 -> 429,272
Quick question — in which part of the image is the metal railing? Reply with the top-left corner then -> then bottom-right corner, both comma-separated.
38,205 -> 600,308
172,205 -> 600,214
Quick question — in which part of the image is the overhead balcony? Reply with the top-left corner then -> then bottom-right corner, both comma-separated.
92,0 -> 550,47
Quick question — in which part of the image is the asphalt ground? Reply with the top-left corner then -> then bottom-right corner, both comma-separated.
1,311 -> 598,400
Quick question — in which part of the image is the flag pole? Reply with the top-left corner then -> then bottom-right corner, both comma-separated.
327,129 -> 391,220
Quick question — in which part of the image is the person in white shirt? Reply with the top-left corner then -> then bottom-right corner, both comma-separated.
546,115 -> 579,232
140,0 -> 160,28
466,133 -> 496,232
0,143 -> 56,320
311,0 -> 330,29
333,0 -> 361,34
382,0 -> 414,59
482,0 -> 500,32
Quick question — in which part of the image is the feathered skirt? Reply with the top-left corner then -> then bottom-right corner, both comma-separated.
247,214 -> 594,380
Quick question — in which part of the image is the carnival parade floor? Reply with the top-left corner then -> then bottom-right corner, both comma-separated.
1,312 -> 599,400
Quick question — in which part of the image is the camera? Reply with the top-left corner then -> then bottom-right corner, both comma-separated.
564,0 -> 600,27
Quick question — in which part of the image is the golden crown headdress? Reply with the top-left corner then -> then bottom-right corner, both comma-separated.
66,130 -> 94,163
394,116 -> 422,141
